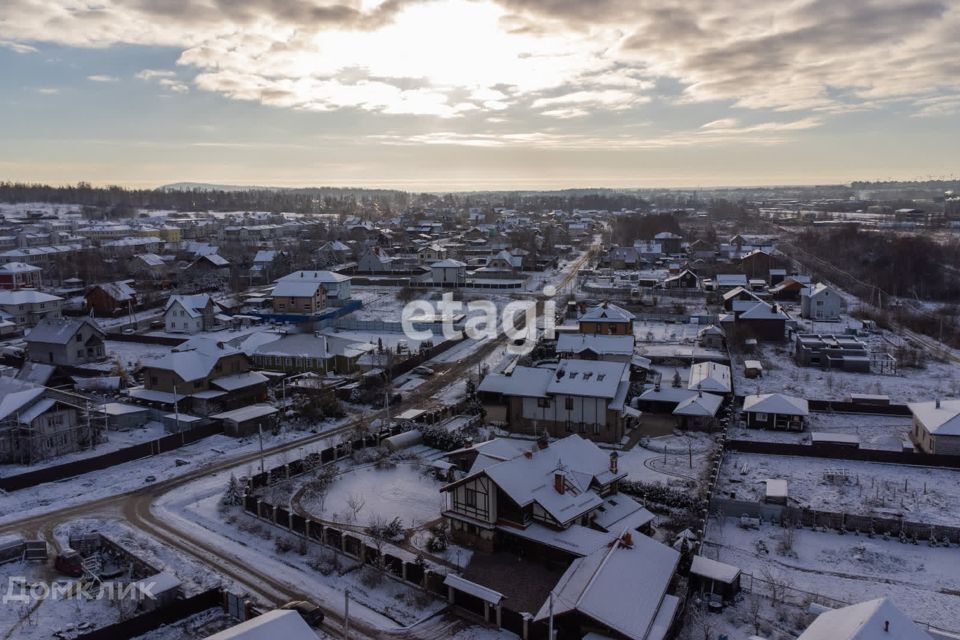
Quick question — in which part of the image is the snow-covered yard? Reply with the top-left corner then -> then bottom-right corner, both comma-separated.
718,452 -> 960,527
616,433 -> 714,485
303,463 -> 446,529
702,518 -> 960,632
728,413 -> 913,451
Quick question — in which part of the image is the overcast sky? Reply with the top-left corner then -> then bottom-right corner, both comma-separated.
1,0 -> 958,190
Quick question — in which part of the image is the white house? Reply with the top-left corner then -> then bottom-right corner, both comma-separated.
688,361 -> 732,394
798,598 -> 930,640
908,398 -> 960,456
164,294 -> 221,334
742,393 -> 809,431
0,290 -> 63,329
275,271 -> 351,303
801,283 -> 844,321
430,259 -> 466,285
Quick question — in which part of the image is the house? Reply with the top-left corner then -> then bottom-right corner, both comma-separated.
661,268 -> 699,289
430,259 -> 467,285
555,334 -> 634,362
184,253 -> 230,285
687,361 -> 732,394
533,530 -> 680,640
672,390 -> 724,431
908,398 -> 960,456
686,239 -> 715,260
0,262 -> 42,290
0,377 -> 84,464
85,281 -> 136,316
654,231 -> 683,254
742,393 -> 808,431
689,556 -> 741,601
356,246 -> 397,273
474,249 -> 521,279
248,250 -> 289,283
579,302 -> 635,335
206,610 -> 318,640
739,249 -> 774,280
0,290 -> 63,328
417,243 -> 447,264
606,246 -> 641,269
477,359 -> 634,443
801,283 -> 843,321
697,325 -> 725,350
441,435 -> 653,551
797,597 -> 930,640
275,271 -> 351,304
769,276 -> 810,301
794,334 -> 870,372
129,253 -> 170,283
164,294 -> 221,334
26,317 -> 105,366
722,286 -> 762,312
313,240 -> 353,267
271,279 -> 326,315
210,404 -> 278,437
251,332 -> 375,374
135,338 -> 267,416
714,274 -> 748,291
734,302 -> 789,341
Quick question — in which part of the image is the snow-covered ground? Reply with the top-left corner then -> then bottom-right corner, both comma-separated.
618,434 -> 713,485
303,463 -> 446,529
0,417 -> 350,527
728,413 -> 913,451
703,518 -> 960,632
731,335 -> 960,403
0,421 -> 168,476
718,452 -> 960,527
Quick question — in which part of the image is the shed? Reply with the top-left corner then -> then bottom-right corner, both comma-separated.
763,479 -> 788,505
743,360 -> 763,379
810,432 -> 860,449
99,402 -> 152,430
383,430 -> 423,452
211,404 -> 278,437
690,556 -> 741,600
133,571 -> 181,611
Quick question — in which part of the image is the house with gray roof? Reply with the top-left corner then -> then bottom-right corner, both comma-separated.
26,317 -> 105,366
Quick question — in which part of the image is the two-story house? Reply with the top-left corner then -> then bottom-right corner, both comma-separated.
164,294 -> 221,334
578,302 -> 635,335
800,283 -> 843,321
270,279 -> 326,315
0,378 -> 85,464
26,317 -> 106,366
477,359 -> 635,443
0,289 -> 63,329
0,262 -> 43,290
275,271 -> 351,305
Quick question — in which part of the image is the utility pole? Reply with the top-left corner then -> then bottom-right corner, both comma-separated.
173,384 -> 182,444
548,591 -> 554,640
257,423 -> 265,474
343,589 -> 350,640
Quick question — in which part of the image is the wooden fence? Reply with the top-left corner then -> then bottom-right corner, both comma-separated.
725,438 -> 960,469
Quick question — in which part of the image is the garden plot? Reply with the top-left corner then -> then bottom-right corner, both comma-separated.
302,463 -> 446,529
617,434 -> 714,486
703,518 -> 960,632
728,413 -> 913,451
717,452 -> 960,527
730,338 -> 960,403
634,320 -> 703,344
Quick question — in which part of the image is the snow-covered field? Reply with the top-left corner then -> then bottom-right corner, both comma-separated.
728,413 -> 913,451
718,452 -> 960,526
303,463 -> 446,528
703,518 -> 960,632
731,337 -> 960,403
608,433 -> 714,485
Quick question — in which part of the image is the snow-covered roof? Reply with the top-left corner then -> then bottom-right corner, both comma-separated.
0,378 -> 46,421
26,316 -> 102,345
205,610 -> 317,640
147,337 -> 242,382
503,522 -> 618,556
276,270 -> 350,284
165,294 -> 213,317
0,290 -> 63,305
272,280 -> 324,298
430,259 -> 467,268
547,359 -> 629,399
798,598 -> 930,640
687,361 -> 731,394
739,302 -> 789,321
556,333 -> 634,357
17,397 -> 56,424
907,399 -> 960,436
478,366 -> 553,398
443,574 -> 503,604
135,253 -> 166,267
0,262 -> 42,273
211,403 -> 278,423
638,386 -> 698,404
690,556 -> 741,584
716,274 -> 748,286
743,393 -> 809,416
580,302 -> 635,323
673,392 -> 723,417
534,532 -> 679,640
211,371 -> 269,391
591,495 -> 654,532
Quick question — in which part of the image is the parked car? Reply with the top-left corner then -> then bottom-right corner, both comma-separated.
413,366 -> 434,376
280,600 -> 325,626
54,549 -> 83,577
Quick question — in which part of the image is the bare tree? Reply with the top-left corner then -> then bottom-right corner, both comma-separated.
347,493 -> 366,523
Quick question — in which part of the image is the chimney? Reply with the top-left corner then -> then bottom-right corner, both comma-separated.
884,621 -> 889,632
537,433 -> 549,449
609,451 -> 619,474
554,471 -> 565,494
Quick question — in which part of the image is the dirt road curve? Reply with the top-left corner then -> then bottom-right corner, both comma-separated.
0,246 -> 595,638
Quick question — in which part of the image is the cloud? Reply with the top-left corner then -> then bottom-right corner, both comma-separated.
35,87 -> 60,95
0,0 -> 956,123
136,68 -> 189,93
0,39 -> 37,53
135,69 -> 177,81
87,74 -> 119,83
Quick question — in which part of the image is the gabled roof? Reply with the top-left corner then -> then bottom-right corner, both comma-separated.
478,366 -> 553,398
146,338 -> 242,382
205,610 -> 317,640
687,362 -> 731,394
0,262 -> 42,273
26,316 -> 103,345
165,294 -> 213,317
272,280 -> 324,298
0,290 -> 63,305
534,532 -> 680,640
798,598 -> 930,640
673,392 -> 723,417
431,259 -> 466,268
276,270 -> 350,284
739,301 -> 789,321
0,378 -> 46,421
547,359 -> 630,399
556,333 -> 634,357
743,393 -> 809,416
580,302 -> 635,323
90,281 -> 136,302
907,399 -> 960,436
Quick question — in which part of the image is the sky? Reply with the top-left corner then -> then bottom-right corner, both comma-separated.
0,0 -> 958,191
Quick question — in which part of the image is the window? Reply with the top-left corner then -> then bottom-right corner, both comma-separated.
565,397 -> 574,410
754,412 -> 768,422
537,398 -> 550,408
464,488 -> 477,508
